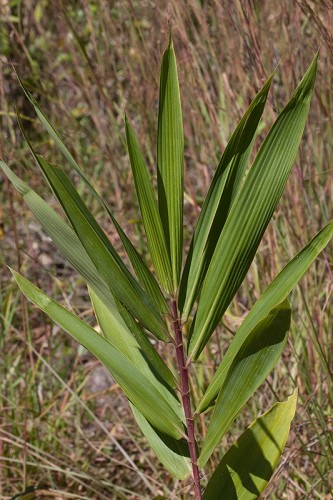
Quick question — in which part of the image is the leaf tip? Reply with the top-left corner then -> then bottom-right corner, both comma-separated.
7,265 -> 16,276
289,387 -> 298,407
8,267 -> 22,287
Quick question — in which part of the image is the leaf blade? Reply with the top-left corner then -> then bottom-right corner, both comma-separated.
0,163 -> 176,398
157,36 -> 184,289
203,391 -> 297,499
130,403 -> 191,480
12,271 -> 184,440
34,154 -> 168,340
111,213 -> 168,314
198,300 -> 291,467
125,116 -> 173,293
197,219 -> 333,413
188,56 -> 317,360
90,288 -> 181,412
0,161 -> 112,302
16,76 -> 167,315
179,74 -> 273,318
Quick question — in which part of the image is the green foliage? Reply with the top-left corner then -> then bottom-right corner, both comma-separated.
198,299 -> 291,467
125,116 -> 173,293
187,57 -> 317,360
2,37 -> 332,499
157,35 -> 184,290
179,73 -> 273,319
203,391 -> 298,499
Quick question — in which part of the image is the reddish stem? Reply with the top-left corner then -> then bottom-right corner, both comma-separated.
171,299 -> 202,500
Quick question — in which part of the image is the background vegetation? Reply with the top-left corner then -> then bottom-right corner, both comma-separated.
0,1 -> 332,498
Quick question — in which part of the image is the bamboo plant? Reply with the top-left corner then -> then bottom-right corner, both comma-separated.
1,36 -> 332,499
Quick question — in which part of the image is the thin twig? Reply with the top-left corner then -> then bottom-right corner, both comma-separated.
171,299 -> 202,500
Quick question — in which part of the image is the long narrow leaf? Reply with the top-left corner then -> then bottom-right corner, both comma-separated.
0,161 -> 177,391
34,154 -> 168,340
114,297 -> 178,390
16,71 -> 82,173
197,219 -> 333,413
90,288 -> 181,414
126,116 -> 173,293
16,74 -> 167,315
188,56 -> 317,360
157,35 -> 184,289
110,213 -> 168,314
198,300 -> 291,467
203,391 -> 297,499
16,114 -> 153,310
130,403 -> 191,480
0,161 -> 111,301
12,271 -> 184,440
179,74 -> 273,318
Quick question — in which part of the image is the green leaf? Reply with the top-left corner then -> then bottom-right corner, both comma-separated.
16,76 -> 167,316
157,35 -> 184,289
179,74 -> 273,319
203,391 -> 297,499
0,161 -> 177,393
198,300 -> 291,467
188,55 -> 317,360
12,271 -> 184,440
16,113 -> 156,317
125,116 -> 173,293
16,71 -> 82,174
130,403 -> 191,480
90,288 -> 182,416
0,161 -> 111,303
197,219 -> 333,413
33,154 -> 168,341
90,286 -> 134,349
111,214 -> 168,314
114,297 -> 178,390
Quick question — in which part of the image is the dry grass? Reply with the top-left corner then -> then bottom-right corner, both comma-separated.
0,1 -> 332,498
